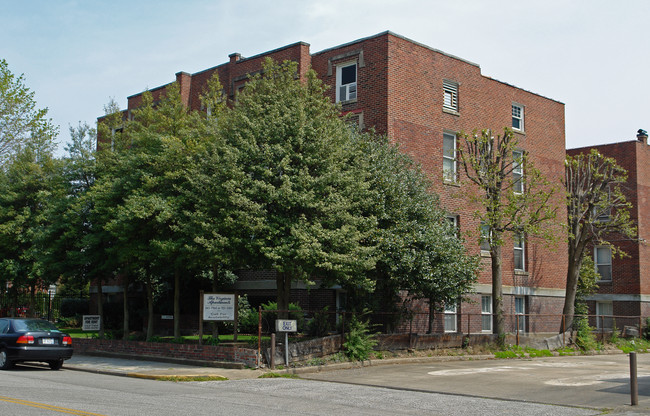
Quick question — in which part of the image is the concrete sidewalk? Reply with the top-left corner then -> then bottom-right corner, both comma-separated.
64,354 -> 266,380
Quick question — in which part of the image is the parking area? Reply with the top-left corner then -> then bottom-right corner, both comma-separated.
302,353 -> 650,412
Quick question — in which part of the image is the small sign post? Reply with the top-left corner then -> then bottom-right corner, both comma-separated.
47,285 -> 56,321
82,315 -> 101,332
276,319 -> 297,366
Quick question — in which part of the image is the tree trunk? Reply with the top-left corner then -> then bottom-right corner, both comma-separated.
173,268 -> 180,339
210,264 -> 219,338
97,279 -> 105,339
491,245 -> 505,346
562,241 -> 585,332
276,272 -> 291,319
122,271 -> 130,340
146,277 -> 154,341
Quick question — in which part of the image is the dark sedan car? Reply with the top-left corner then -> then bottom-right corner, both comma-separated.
0,318 -> 73,370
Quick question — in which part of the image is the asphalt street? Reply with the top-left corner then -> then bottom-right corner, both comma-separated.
24,352 -> 650,415
0,362 -> 596,416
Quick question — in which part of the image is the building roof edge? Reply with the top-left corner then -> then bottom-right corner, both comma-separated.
313,31 -> 480,69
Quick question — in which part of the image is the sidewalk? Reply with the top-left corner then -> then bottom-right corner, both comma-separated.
64,354 -> 266,380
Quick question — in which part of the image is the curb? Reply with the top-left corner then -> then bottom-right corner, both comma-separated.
64,364 -> 233,381
76,351 -> 245,369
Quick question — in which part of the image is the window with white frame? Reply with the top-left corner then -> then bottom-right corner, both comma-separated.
446,215 -> 458,228
336,62 -> 357,103
593,185 -> 612,222
480,222 -> 491,252
515,296 -> 526,332
596,301 -> 613,329
512,104 -> 524,131
443,80 -> 458,112
444,304 -> 457,332
514,232 -> 525,271
595,246 -> 612,281
481,295 -> 492,332
446,215 -> 459,232
513,150 -> 524,194
110,127 -> 123,152
443,132 -> 457,182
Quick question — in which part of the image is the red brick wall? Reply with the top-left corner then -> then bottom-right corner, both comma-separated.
74,338 -> 259,367
313,33 -> 568,298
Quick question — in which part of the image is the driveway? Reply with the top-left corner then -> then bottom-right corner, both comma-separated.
301,353 -> 650,412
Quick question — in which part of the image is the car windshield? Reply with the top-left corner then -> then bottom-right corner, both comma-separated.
13,319 -> 60,333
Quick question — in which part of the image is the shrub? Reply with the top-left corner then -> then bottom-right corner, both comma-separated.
235,295 -> 258,334
575,316 -> 598,351
203,336 -> 220,346
261,301 -> 305,332
307,306 -> 332,337
343,314 -> 377,361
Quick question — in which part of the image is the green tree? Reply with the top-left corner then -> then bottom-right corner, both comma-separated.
563,150 -> 636,331
353,135 -> 479,331
98,84 -> 204,339
458,128 -> 557,342
0,143 -> 63,315
221,59 -> 377,317
0,59 -> 57,167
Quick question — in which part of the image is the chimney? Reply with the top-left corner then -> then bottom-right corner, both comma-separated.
229,53 -> 241,63
637,129 -> 648,144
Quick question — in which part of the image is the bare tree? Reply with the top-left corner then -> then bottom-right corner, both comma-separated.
563,149 -> 635,331
458,128 -> 557,342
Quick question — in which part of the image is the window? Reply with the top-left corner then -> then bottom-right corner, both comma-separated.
596,301 -> 613,330
512,104 -> 524,131
595,246 -> 612,281
512,150 -> 524,194
336,62 -> 357,103
110,127 -> 123,152
443,132 -> 457,182
344,111 -> 364,131
446,215 -> 458,228
481,295 -> 492,332
443,80 -> 458,112
515,296 -> 526,332
446,215 -> 459,236
444,304 -> 457,332
514,232 -> 525,271
593,185 -> 611,222
480,222 -> 491,252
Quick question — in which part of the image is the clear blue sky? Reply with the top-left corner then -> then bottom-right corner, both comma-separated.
2,0 -> 648,155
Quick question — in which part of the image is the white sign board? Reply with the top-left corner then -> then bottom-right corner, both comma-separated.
82,315 -> 101,331
276,319 -> 297,332
203,294 -> 236,321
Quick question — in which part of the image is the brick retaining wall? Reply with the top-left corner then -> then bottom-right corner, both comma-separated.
73,338 -> 259,367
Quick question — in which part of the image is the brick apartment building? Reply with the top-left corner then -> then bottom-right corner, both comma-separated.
105,31 -> 568,334
567,131 -> 650,330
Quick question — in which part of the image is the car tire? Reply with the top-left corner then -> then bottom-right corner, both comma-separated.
0,349 -> 13,370
48,359 -> 64,370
